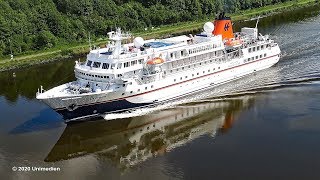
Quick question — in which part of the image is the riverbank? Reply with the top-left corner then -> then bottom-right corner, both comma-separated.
0,0 -> 318,72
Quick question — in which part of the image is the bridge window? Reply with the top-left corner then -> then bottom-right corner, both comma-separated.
117,63 -> 122,69
102,63 -> 109,69
86,60 -> 93,67
93,62 -> 101,68
138,59 -> 144,64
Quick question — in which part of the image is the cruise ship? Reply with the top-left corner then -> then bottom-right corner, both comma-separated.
36,13 -> 281,122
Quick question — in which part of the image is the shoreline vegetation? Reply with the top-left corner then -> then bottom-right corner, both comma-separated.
0,0 -> 318,72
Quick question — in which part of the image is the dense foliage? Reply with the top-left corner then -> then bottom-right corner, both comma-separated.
0,0 -> 292,57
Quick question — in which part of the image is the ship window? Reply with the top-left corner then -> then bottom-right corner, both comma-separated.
138,89 -> 140,92
180,77 -> 183,80
145,87 -> 147,90
86,60 -> 93,67
123,84 -> 126,87
117,63 -> 122,69
264,54 -> 267,57
170,70 -> 173,73
251,57 -> 254,61
253,47 -> 256,51
260,55 -> 262,58
218,67 -> 220,69
104,76 -> 106,78
256,56 -> 258,59
203,71 -> 205,74
122,93 -> 125,95
138,59 -> 144,64
197,73 -> 199,75
111,64 -> 115,69
170,53 -> 174,58
208,69 -> 210,72
257,46 -> 260,50
192,74 -> 194,77
102,63 -> 109,69
185,76 -> 188,79
174,79 -> 176,82
93,62 -> 101,68
131,60 -> 137,66
182,67 -> 185,70
124,62 -> 130,68
130,91 -> 133,93
95,75 -> 97,77
107,76 -> 109,78
151,85 -> 154,88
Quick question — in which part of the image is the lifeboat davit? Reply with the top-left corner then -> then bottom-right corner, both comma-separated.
147,57 -> 164,65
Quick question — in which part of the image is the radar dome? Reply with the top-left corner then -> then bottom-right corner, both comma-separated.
204,22 -> 215,34
134,37 -> 144,48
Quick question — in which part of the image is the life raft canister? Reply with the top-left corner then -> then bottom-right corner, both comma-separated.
147,57 -> 165,65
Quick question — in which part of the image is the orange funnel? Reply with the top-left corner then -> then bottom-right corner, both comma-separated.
213,13 -> 234,40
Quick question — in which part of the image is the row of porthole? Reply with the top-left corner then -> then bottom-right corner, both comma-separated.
245,53 -> 267,63
173,66 -> 221,82
121,85 -> 154,96
77,71 -> 113,79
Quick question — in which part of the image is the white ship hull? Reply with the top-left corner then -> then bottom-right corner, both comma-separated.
37,52 -> 279,121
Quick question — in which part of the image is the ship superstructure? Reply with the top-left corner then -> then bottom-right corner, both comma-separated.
37,14 -> 280,121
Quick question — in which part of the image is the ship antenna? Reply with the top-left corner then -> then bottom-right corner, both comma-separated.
255,16 -> 261,29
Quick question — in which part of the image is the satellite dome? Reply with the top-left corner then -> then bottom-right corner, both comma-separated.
204,22 -> 215,34
134,37 -> 144,48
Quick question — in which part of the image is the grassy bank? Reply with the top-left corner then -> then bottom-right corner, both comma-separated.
0,0 -> 318,72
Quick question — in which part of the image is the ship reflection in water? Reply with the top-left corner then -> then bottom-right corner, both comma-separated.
45,96 -> 254,171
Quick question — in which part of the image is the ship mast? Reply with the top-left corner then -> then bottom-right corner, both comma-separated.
107,28 -> 131,59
